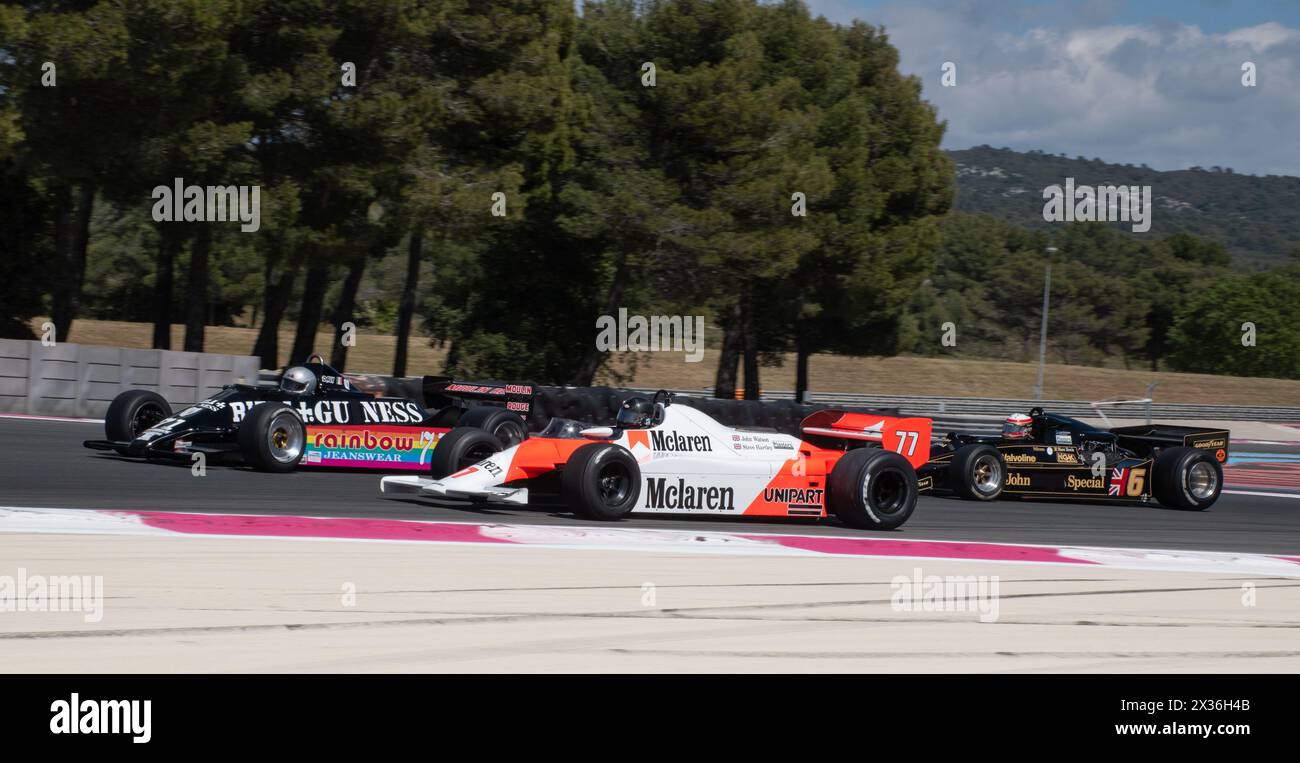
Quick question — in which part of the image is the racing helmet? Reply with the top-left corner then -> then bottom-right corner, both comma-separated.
280,366 -> 317,395
1002,412 -> 1032,439
616,396 -> 656,428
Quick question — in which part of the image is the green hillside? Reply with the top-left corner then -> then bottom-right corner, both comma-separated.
948,146 -> 1300,267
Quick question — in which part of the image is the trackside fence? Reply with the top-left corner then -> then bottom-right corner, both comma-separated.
0,339 -> 260,419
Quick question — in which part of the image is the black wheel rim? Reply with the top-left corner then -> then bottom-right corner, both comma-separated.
494,421 -> 525,446
131,403 -> 165,436
597,460 -> 631,505
867,469 -> 909,516
459,441 -> 498,471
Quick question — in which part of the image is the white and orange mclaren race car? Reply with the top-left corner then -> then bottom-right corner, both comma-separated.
380,391 -> 934,530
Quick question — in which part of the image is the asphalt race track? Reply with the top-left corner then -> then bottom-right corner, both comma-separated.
4,416 -> 1298,555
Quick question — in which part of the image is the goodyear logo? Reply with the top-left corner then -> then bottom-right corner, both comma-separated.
1192,438 -> 1227,449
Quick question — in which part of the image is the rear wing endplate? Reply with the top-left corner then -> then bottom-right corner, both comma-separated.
800,410 -> 933,469
422,377 -> 534,417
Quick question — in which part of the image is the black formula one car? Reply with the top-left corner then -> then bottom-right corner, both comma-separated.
83,355 -> 532,472
918,407 -> 1228,510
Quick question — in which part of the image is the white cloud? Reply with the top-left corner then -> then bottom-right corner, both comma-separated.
806,2 -> 1300,175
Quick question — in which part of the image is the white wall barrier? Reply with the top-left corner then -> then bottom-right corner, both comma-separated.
0,339 -> 260,418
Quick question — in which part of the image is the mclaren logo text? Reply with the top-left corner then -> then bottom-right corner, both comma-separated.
644,478 -> 734,510
649,431 -> 712,452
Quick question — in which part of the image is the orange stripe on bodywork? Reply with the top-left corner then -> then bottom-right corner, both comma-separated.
501,437 -> 592,482
742,442 -> 841,517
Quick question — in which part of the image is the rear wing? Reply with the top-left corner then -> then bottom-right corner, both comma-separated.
422,377 -> 534,417
1109,424 -> 1230,462
800,410 -> 933,469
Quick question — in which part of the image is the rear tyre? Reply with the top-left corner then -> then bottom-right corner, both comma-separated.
457,406 -> 527,447
828,448 -> 918,530
562,443 -> 640,521
949,444 -> 1005,501
428,407 -> 464,428
428,427 -> 504,479
238,403 -> 305,473
105,390 -> 172,441
1152,446 -> 1221,510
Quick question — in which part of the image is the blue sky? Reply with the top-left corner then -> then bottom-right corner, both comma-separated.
812,0 -> 1300,35
801,0 -> 1300,175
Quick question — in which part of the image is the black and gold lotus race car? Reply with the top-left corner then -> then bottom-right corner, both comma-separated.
918,407 -> 1228,510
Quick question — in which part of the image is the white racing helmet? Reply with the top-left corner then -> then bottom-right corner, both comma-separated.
1002,412 -> 1032,439
280,366 -> 317,395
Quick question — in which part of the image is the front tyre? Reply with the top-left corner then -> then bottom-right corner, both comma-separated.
457,406 -> 527,447
828,448 -> 918,530
238,404 -> 305,473
428,427 -> 503,479
562,443 -> 640,521
949,444 -> 1005,501
1152,446 -> 1222,510
105,390 -> 172,441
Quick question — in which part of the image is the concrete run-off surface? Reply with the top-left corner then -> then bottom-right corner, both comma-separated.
1,533 -> 1296,673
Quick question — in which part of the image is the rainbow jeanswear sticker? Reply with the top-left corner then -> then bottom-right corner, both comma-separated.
303,425 -> 446,470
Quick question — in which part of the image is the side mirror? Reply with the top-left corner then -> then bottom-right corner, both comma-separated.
580,426 -> 615,439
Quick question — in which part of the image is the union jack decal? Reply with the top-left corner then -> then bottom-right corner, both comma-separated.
1109,467 -> 1128,496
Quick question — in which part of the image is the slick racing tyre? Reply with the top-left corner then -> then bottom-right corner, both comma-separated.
949,444 -> 1006,501
105,390 -> 172,441
1151,446 -> 1222,510
828,448 -> 918,530
427,407 -> 464,428
562,443 -> 640,521
238,403 -> 305,473
428,427 -> 503,479
457,406 -> 528,447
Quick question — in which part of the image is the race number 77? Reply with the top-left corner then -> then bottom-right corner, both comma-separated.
893,430 -> 920,457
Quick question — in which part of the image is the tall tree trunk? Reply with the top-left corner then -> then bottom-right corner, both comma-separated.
795,329 -> 811,404
253,254 -> 297,369
393,231 -> 422,378
151,227 -> 180,349
742,302 -> 760,400
51,184 -> 94,343
50,185 -> 73,342
183,226 -> 210,352
713,304 -> 742,399
570,255 -> 628,385
329,257 -> 368,371
289,262 -> 329,366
